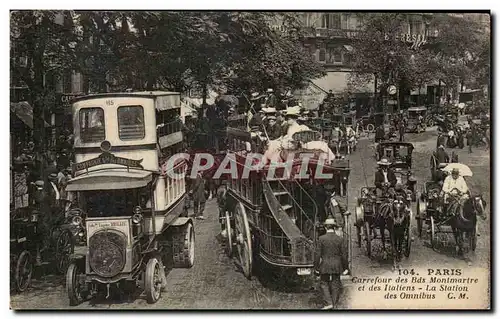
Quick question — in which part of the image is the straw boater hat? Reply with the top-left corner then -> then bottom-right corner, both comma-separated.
377,158 -> 391,166
324,216 -> 338,227
285,107 -> 301,117
262,107 -> 277,115
250,92 -> 263,101
267,88 -> 274,93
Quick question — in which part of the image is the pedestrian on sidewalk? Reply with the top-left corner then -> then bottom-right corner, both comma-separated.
314,217 -> 349,310
192,172 -> 206,220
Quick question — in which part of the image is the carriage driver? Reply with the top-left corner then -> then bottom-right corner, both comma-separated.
441,168 -> 469,212
374,158 -> 397,196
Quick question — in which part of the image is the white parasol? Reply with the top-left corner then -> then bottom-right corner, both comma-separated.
442,163 -> 473,177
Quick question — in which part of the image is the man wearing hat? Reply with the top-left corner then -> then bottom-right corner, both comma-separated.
192,171 -> 207,220
374,158 -> 397,195
315,216 -> 349,310
441,167 -> 469,205
265,113 -> 281,140
264,88 -> 277,108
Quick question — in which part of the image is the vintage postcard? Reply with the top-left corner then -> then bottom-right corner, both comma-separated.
9,10 -> 491,310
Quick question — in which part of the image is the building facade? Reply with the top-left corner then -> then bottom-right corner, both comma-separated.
295,12 -> 441,110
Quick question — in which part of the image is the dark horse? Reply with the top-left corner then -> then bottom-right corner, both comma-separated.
447,192 -> 487,257
378,196 -> 410,269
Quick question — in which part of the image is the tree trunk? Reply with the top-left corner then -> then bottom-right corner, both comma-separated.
437,79 -> 442,106
202,83 -> 207,105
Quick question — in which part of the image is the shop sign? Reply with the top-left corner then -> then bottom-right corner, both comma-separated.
384,33 -> 428,49
56,93 -> 84,109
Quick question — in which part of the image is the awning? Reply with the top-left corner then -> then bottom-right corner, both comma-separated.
66,169 -> 152,191
343,45 -> 353,52
10,102 -> 50,129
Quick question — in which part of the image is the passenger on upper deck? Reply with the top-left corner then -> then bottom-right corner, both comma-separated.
264,88 -> 277,108
285,107 -> 308,137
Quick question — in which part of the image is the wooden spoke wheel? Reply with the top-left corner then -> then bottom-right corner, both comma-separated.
363,221 -> 372,258
234,202 -> 252,279
404,225 -> 412,258
15,250 -> 33,293
66,262 -> 87,306
366,124 -> 375,133
430,155 -> 437,181
430,216 -> 437,250
224,211 -> 234,257
416,198 -> 423,238
145,257 -> 163,304
356,225 -> 362,248
469,223 -> 478,252
56,229 -> 75,275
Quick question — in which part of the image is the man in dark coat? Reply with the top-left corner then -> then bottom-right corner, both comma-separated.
265,116 -> 281,140
375,124 -> 385,143
435,145 -> 449,164
374,158 -> 397,194
192,172 -> 206,220
315,217 -> 349,309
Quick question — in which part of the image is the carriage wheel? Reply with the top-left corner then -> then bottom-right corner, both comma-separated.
15,250 -> 33,292
235,202 -> 252,279
363,221 -> 372,258
469,223 -> 477,252
416,199 -> 423,238
404,227 -> 412,258
427,118 -> 434,127
366,124 -> 375,133
355,205 -> 363,247
430,155 -> 437,181
224,211 -> 234,257
430,216 -> 437,250
56,229 -> 75,274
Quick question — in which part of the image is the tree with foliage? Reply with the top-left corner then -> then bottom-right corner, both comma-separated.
347,13 -> 489,108
10,10 -> 78,152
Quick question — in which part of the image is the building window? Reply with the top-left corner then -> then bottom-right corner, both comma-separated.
319,49 -> 326,62
80,107 -> 105,143
303,14 -> 313,27
344,53 -> 352,66
118,105 -> 145,140
321,13 -> 341,29
341,14 -> 348,29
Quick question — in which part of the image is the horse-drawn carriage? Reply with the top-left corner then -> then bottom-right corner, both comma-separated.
359,112 -> 385,133
10,202 -> 75,293
374,142 -> 417,201
308,117 -> 334,142
430,150 -> 458,182
219,117 -> 352,281
406,106 -> 427,133
416,163 -> 486,254
354,185 -> 412,267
